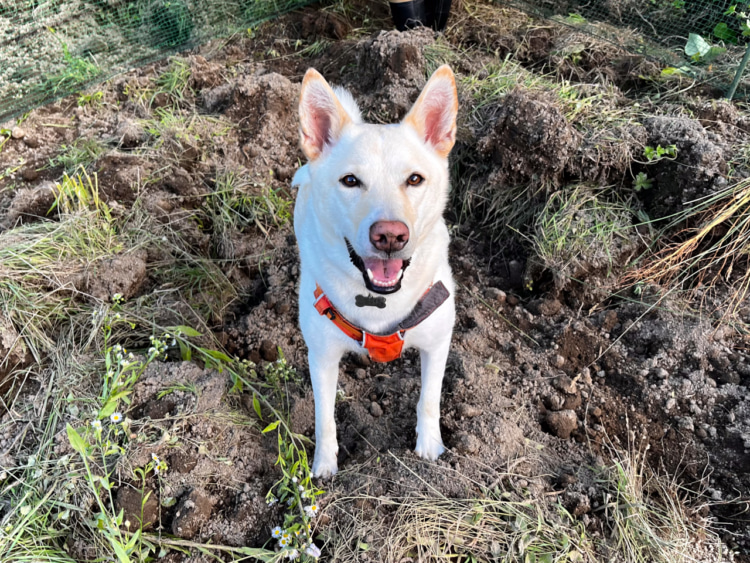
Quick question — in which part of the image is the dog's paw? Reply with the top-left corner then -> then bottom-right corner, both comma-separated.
415,425 -> 445,461
312,443 -> 339,478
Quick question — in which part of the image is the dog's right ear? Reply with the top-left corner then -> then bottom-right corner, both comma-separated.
299,69 -> 352,161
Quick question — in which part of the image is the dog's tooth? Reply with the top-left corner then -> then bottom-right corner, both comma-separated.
397,270 -> 403,281
367,269 -> 374,281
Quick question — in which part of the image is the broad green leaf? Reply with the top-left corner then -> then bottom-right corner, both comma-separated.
685,33 -> 712,58
253,394 -> 263,420
262,420 -> 280,433
99,399 -> 118,419
170,325 -> 202,337
714,22 -> 738,43
178,340 -> 191,361
66,424 -> 87,454
110,539 -> 132,563
204,349 -> 232,363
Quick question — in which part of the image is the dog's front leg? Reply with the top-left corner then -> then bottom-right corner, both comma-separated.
308,345 -> 344,477
415,336 -> 450,460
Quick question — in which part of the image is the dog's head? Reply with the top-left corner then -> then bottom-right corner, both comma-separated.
296,65 -> 458,295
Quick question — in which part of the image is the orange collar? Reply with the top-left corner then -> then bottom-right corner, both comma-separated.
313,281 -> 450,363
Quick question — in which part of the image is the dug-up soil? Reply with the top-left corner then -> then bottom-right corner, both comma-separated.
1,1 -> 750,561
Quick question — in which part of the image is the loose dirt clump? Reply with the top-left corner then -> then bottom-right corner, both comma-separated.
567,121 -> 648,184
124,361 -> 280,546
478,88 -> 580,186
0,182 -> 56,229
0,315 -> 31,388
640,116 -> 729,216
87,250 -> 149,301
353,28 -> 435,120
220,72 -> 302,181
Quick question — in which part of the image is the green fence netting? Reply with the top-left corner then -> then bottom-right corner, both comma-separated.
0,0 -> 312,123
500,0 -> 750,95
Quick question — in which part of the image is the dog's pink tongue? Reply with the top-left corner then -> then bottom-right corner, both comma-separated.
363,257 -> 403,283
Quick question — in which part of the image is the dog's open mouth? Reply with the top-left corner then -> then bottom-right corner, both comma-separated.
345,239 -> 411,294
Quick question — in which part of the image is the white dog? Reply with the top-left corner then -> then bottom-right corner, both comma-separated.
292,65 -> 458,477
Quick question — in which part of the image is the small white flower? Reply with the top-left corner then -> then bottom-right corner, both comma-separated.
291,476 -> 298,484
110,412 -> 123,423
304,504 -> 319,518
301,490 -> 309,499
298,485 -> 304,492
286,549 -> 299,560
91,420 -> 102,430
278,537 -> 290,548
271,526 -> 283,538
151,453 -> 160,463
304,544 -> 321,558
267,496 -> 278,506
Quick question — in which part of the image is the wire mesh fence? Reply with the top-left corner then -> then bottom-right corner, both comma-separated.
0,0 -> 313,123
498,0 -> 750,97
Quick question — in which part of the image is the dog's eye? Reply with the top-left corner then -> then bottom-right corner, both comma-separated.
407,173 -> 424,186
340,174 -> 361,188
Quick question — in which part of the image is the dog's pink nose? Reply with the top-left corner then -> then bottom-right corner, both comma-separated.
370,221 -> 410,252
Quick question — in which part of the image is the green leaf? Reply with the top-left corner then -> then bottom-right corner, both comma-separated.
262,420 -> 280,433
170,325 -> 202,337
99,399 -> 118,419
178,340 -> 191,362
253,394 -> 263,420
125,529 -> 141,551
203,349 -> 232,363
565,13 -> 586,24
66,424 -> 87,454
714,22 -> 738,43
685,33 -> 712,58
110,538 -> 132,563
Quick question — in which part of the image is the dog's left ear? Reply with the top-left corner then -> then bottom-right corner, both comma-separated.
299,68 -> 352,161
403,65 -> 458,158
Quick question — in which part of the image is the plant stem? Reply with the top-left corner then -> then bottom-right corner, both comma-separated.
726,43 -> 750,100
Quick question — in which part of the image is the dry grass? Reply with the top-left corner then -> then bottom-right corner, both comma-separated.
597,442 -> 722,563
625,177 -> 750,322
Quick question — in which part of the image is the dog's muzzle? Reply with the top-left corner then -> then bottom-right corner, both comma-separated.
345,238 -> 411,295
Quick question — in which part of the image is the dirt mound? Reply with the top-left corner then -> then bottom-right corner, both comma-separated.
568,122 -> 648,185
478,88 -> 580,186
209,71 -> 302,181
0,182 -> 56,229
122,361 -> 278,546
352,28 -> 436,120
640,116 -> 728,216
87,250 -> 149,301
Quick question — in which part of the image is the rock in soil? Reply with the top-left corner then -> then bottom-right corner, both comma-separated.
260,340 -> 278,362
172,489 -> 214,539
457,403 -> 483,418
545,410 -> 578,439
369,401 -> 383,417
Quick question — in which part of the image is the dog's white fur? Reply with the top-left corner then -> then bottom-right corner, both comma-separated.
292,65 -> 458,477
